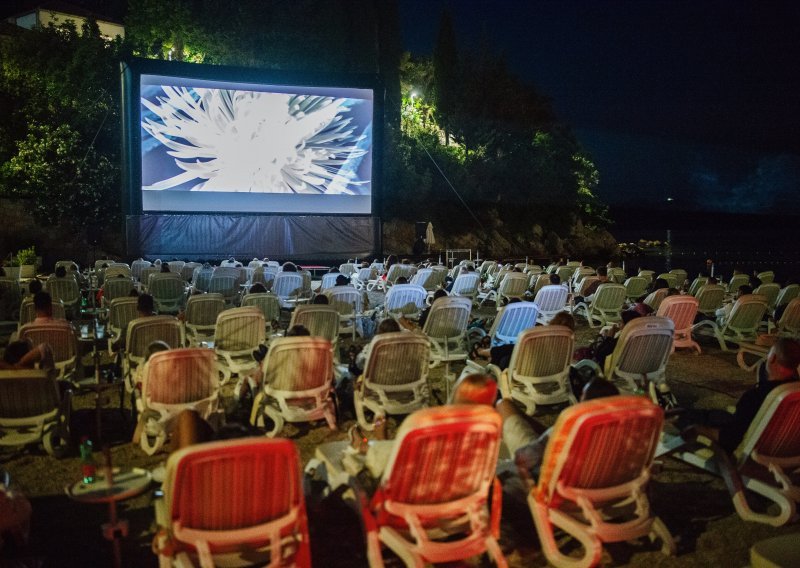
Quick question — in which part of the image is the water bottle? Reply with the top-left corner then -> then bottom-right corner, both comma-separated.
79,437 -> 96,484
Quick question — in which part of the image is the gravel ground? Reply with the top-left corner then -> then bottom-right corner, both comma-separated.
1,292 -> 798,567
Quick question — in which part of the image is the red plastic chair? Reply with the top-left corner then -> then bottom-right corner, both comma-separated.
530,396 -> 674,568
154,438 -> 311,567
360,405 -> 506,568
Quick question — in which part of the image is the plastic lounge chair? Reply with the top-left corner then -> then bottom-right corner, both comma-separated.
756,270 -> 775,284
352,267 -> 376,291
674,382 -> 800,526
773,298 -> 800,338
359,405 -> 506,568
530,273 -> 550,297
327,286 -> 363,340
496,325 -> 575,415
604,317 -> 675,405
137,348 -> 219,455
533,285 -> 569,325
272,272 -> 305,309
754,283 -> 780,311
638,269 -> 655,283
657,294 -> 701,354
384,284 -> 427,320
694,284 -> 726,317
123,316 -> 184,394
574,276 -> 599,298
250,336 -> 336,437
421,296 -> 472,398
410,268 -> 437,292
354,331 -> 430,431
573,283 -> 627,328
149,273 -> 186,314
529,396 -> 674,568
183,294 -> 225,346
669,268 -> 688,288
214,307 -> 265,385
688,276 -> 709,297
484,272 -> 528,310
0,369 -> 70,457
655,273 -> 678,289
153,438 -> 311,567
18,322 -> 77,383
450,272 -> 480,302
608,267 -> 627,284
643,289 -> 667,312
775,284 -> 799,312
241,293 -> 281,333
106,297 -> 138,354
472,301 -> 539,349
727,273 -> 751,296
692,294 -> 768,351
623,276 -> 648,302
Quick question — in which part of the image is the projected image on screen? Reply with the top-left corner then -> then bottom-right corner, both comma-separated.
140,75 -> 373,214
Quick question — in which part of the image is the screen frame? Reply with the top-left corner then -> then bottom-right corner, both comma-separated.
121,57 -> 383,218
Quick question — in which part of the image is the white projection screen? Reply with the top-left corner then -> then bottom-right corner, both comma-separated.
139,75 -> 374,214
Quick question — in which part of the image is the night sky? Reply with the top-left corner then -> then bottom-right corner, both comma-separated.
399,0 -> 800,216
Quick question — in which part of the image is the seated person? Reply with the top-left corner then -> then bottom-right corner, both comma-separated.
715,284 -> 753,323
0,339 -> 55,371
497,377 -> 620,484
350,318 -> 401,377
573,266 -> 608,305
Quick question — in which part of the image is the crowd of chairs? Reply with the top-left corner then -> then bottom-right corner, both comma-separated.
1,255 -> 799,566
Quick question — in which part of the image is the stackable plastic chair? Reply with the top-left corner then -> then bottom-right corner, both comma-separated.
137,348 -> 219,455
149,273 -> 186,314
102,276 -> 136,306
213,307 -> 265,385
183,293 -> 225,346
272,272 -> 305,309
18,321 -> 77,382
530,396 -> 674,568
190,267 -> 213,292
496,325 -> 575,415
359,405 -> 506,568
249,336 -> 335,437
471,301 -> 539,349
573,283 -> 627,328
105,263 -> 131,279
533,285 -> 569,325
153,438 -> 311,567
694,284 -> 726,317
123,316 -> 184,393
45,277 -> 80,317
327,286 -> 363,339
657,294 -> 701,353
354,332 -> 430,431
0,369 -> 70,457
140,266 -> 160,289
180,262 -> 201,283
167,260 -> 185,274
289,305 -> 340,347
241,293 -> 281,333
604,317 -> 674,403
623,276 -> 648,302
131,259 -> 151,282
692,294 -> 769,350
106,297 -> 138,354
319,272 -> 342,293
207,274 -> 238,307
384,284 -> 427,319
422,296 -> 472,397
675,382 -> 800,526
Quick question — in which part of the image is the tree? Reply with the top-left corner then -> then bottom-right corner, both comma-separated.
433,9 -> 458,145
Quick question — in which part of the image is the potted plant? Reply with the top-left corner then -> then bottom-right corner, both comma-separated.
15,246 -> 37,279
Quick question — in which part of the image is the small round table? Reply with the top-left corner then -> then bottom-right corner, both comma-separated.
66,468 -> 152,568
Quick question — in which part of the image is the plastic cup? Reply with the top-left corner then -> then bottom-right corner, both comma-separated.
80,324 -> 89,338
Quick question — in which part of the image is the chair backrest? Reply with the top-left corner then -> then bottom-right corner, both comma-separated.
131,259 -> 151,281
776,284 -> 800,309
576,276 -> 599,297
262,336 -> 333,392
688,276 -> 709,297
363,332 -> 430,388
95,259 -> 116,271
489,301 -> 539,345
450,272 -> 480,297
656,295 -> 699,333
125,316 -> 183,359
756,270 -> 775,284
339,263 -> 358,277
669,268 -> 688,287
508,325 -> 574,381
241,293 -> 281,324
643,288 -> 668,311
608,267 -> 627,284
606,316 -> 674,378
140,266 -> 160,288
384,284 -> 427,316
105,264 -> 132,279
421,296 -> 472,339
379,405 -> 501,506
289,305 -> 340,342
185,294 -> 225,327
214,307 -> 265,351
655,273 -> 678,289
754,283 -> 780,310
638,270 -> 655,283
142,348 -> 218,405
167,260 -> 185,274
726,294 -> 769,334
103,277 -> 137,303
150,273 -> 185,301
534,396 -> 663,507
776,298 -> 800,336
728,273 -> 751,294
624,276 -> 648,300
498,272 -> 528,299
319,272 -> 342,292
180,262 -> 201,282
735,382 -> 800,466
590,283 -> 627,311
384,264 -> 404,284
695,284 -> 725,314
555,266 -> 574,284
19,298 -> 66,326
478,260 -> 497,276
0,369 -> 60,420
327,287 -> 362,316
108,297 -> 139,336
410,268 -> 437,291
19,321 -> 76,364
272,272 -> 304,300
46,278 -> 80,304
533,285 -> 568,314
531,273 -> 550,296
55,260 -> 79,273
163,438 -> 309,561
